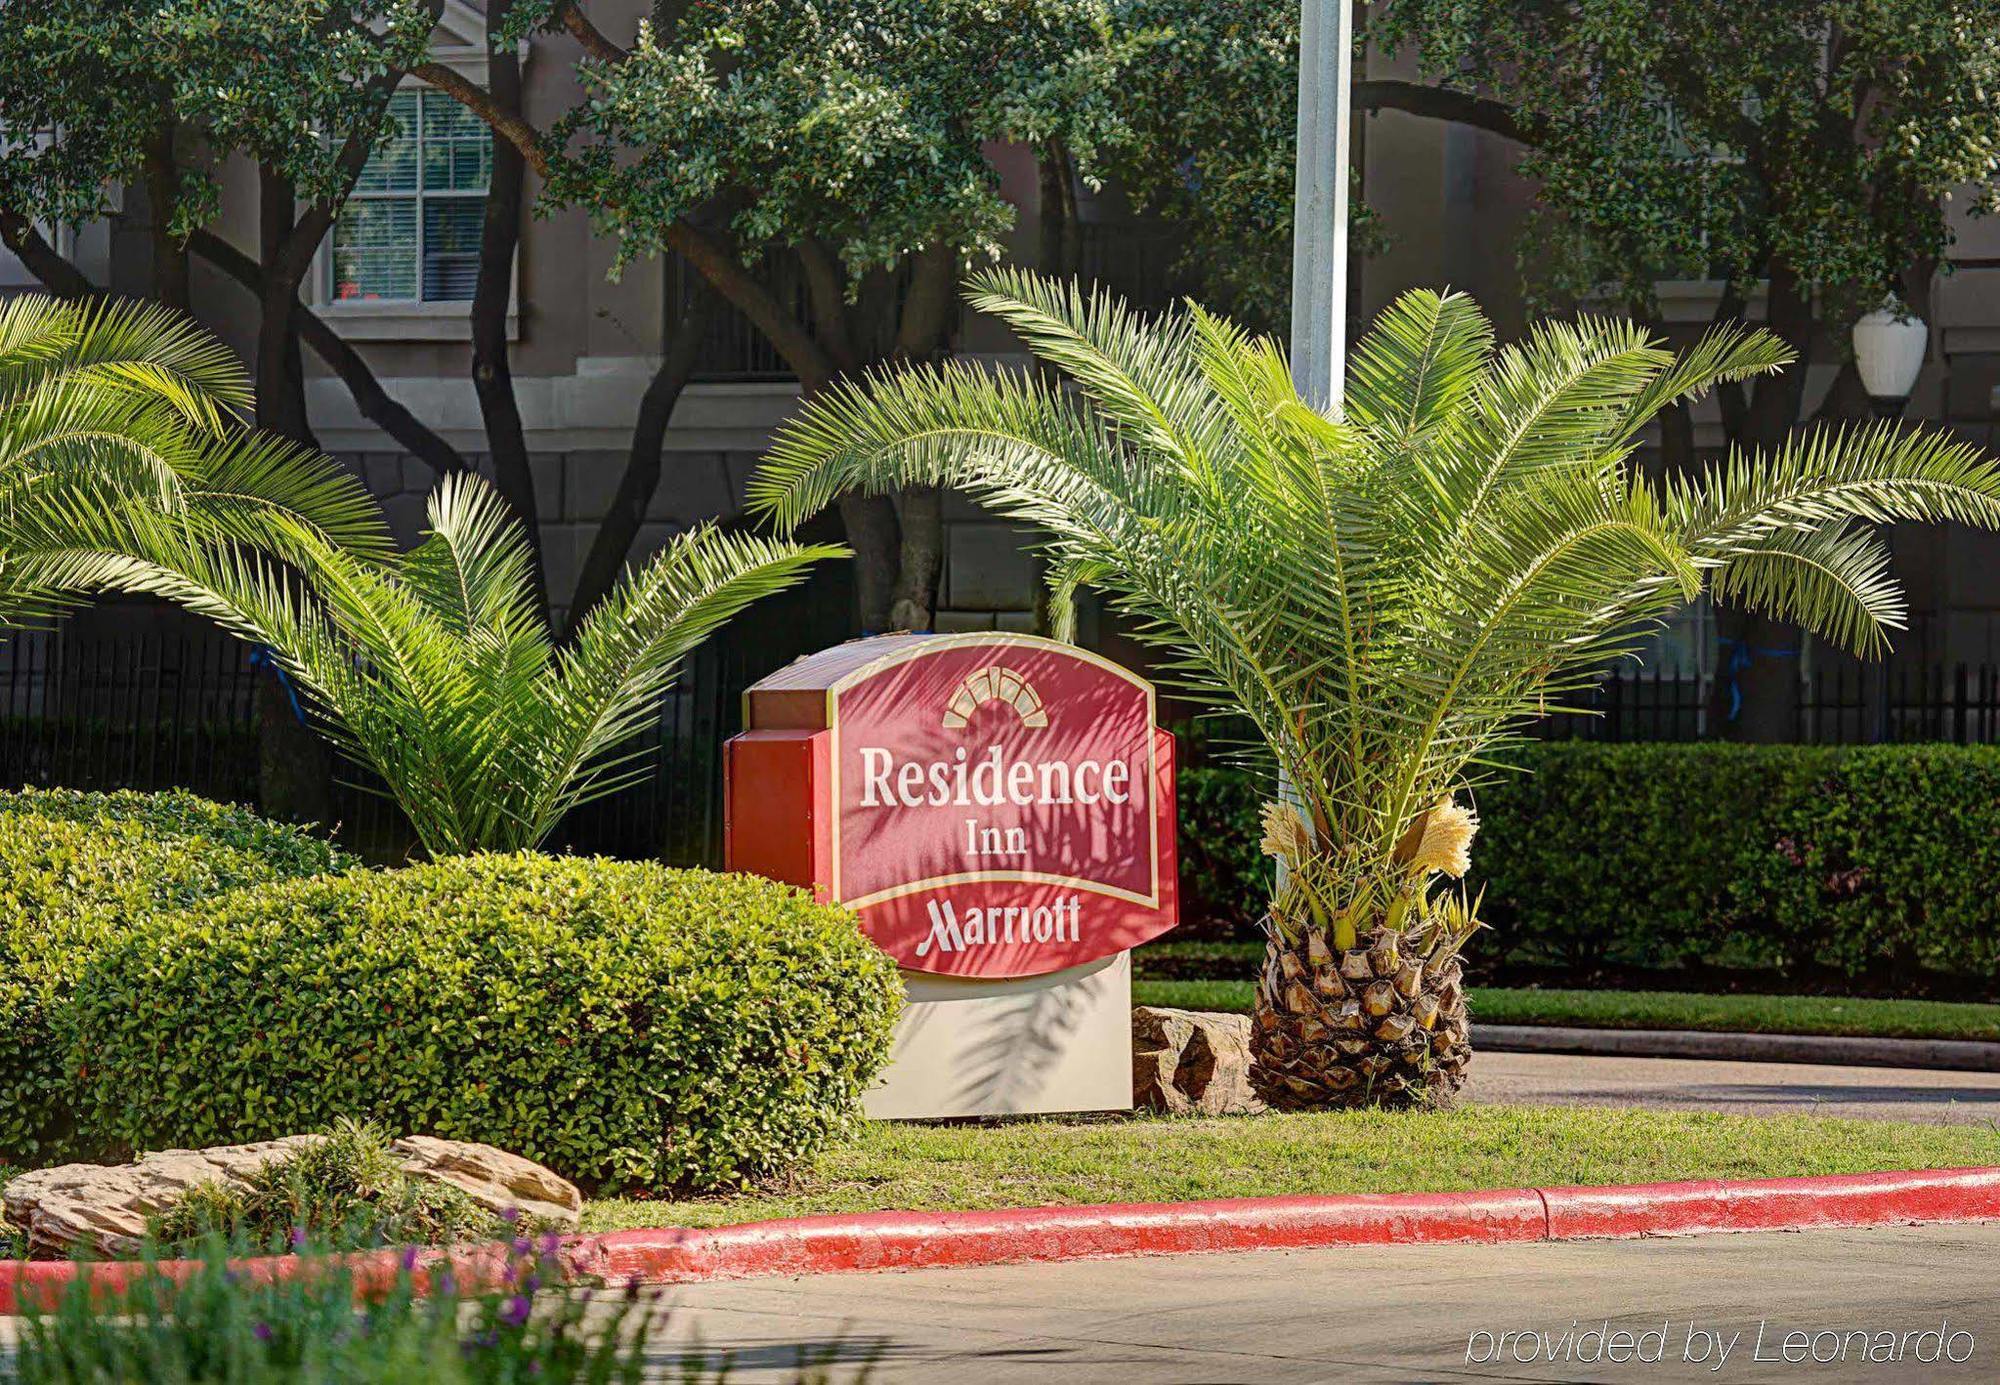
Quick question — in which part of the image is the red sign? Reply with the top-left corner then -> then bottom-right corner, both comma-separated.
725,634 -> 1177,978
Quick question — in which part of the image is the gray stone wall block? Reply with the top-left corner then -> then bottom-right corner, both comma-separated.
943,521 -> 1040,612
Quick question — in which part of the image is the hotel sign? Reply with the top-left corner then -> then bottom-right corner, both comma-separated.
726,633 -> 1178,978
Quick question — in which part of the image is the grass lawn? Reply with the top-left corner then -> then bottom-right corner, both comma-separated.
1132,979 -> 2000,1042
582,1106 -> 2000,1233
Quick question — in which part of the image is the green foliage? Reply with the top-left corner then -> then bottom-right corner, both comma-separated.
0,789 -> 351,1164
1169,743 -> 2000,986
0,1162 -> 22,1259
75,471 -> 840,856
528,0 -> 1138,280
0,0 -> 437,233
754,272 -> 2000,959
11,1238 -> 668,1384
1370,1 -> 2000,319
1477,743 -> 2000,982
68,853 -> 903,1193
0,293 -> 392,628
1099,0 -> 1385,331
153,1121 -> 505,1255
1175,763 -> 1269,935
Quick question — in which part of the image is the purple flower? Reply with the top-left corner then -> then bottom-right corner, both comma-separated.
289,1227 -> 307,1249
499,1207 -> 521,1225
521,1273 -> 540,1295
511,1237 -> 532,1258
253,1322 -> 273,1342
536,1231 -> 561,1257
501,1294 -> 532,1327
399,1246 -> 421,1273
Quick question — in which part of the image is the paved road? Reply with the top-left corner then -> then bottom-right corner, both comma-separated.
647,1223 -> 2000,1383
1464,1050 -> 2000,1126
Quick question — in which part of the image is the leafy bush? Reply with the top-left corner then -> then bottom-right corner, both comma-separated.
154,1121 -> 504,1255
1176,763 -> 1270,937
1176,744 -> 2000,989
68,853 -> 903,1193
0,789 -> 352,1163
11,1237 -> 662,1383
1,1162 -> 22,1259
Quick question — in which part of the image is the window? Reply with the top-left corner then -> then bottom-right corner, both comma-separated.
329,89 -> 490,305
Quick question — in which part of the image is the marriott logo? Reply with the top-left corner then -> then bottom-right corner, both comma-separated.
916,894 -> 1083,958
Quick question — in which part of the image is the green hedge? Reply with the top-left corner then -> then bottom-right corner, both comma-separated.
1174,744 -> 2000,987
66,853 -> 903,1193
0,789 -> 352,1163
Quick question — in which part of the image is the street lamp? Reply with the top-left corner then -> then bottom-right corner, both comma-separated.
1852,299 -> 1928,420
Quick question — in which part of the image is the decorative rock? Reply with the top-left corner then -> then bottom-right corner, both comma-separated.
390,1136 -> 581,1228
3,1135 -> 580,1260
1132,1006 -> 1265,1116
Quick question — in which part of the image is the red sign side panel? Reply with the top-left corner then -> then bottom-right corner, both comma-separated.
724,730 -> 832,902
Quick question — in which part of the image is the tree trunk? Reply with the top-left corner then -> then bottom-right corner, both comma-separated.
562,283 -> 713,640
252,165 -> 333,826
253,166 -> 318,447
143,119 -> 189,313
187,230 -> 470,477
888,488 -> 942,632
1037,141 -> 1082,279
1251,926 -> 1472,1108
1711,260 -> 1815,742
472,0 -> 548,618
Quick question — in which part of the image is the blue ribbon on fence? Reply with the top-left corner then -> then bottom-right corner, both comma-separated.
247,645 -> 306,725
1719,637 -> 1797,721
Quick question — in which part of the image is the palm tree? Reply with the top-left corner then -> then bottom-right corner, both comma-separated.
60,470 -> 840,856
0,292 -> 389,618
749,269 -> 2000,1108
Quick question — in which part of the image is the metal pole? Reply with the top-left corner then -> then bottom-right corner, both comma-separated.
1289,0 -> 1353,415
1277,0 -> 1352,886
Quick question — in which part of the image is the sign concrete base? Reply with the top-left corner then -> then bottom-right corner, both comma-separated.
863,952 -> 1132,1120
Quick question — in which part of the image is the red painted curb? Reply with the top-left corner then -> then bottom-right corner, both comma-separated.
1541,1166 -> 2000,1240
5,1167 -> 1998,1312
561,1188 -> 1550,1285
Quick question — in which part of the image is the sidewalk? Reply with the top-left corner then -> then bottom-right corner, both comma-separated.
638,1222 -> 2000,1383
1463,1050 -> 2000,1126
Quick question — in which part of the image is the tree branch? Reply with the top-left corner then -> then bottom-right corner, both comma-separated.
0,213 -> 98,297
188,229 -> 469,476
1353,79 -> 1532,146
414,57 -> 837,385
559,1 -> 628,64
412,62 -> 551,178
563,282 -> 713,640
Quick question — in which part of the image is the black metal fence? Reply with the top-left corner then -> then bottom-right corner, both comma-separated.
1535,662 -> 2000,744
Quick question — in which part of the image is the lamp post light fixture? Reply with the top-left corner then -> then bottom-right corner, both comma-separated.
1852,300 -> 1929,420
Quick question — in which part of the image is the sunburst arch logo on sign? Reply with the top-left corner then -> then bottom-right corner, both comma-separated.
941,665 -> 1047,729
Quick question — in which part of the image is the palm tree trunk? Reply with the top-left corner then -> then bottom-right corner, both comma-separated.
1250,924 -> 1471,1107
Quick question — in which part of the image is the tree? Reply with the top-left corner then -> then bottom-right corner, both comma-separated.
0,0 -> 468,470
64,473 -> 838,857
1365,0 -> 2000,737
750,270 -> 2000,1105
423,0 -> 1134,633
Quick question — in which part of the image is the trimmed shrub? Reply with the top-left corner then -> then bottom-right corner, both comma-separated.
67,853 -> 904,1193
0,789 -> 352,1162
1174,744 -> 2000,989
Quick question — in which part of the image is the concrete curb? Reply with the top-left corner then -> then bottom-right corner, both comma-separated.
13,1167 -> 1994,1310
1478,1024 -> 2000,1072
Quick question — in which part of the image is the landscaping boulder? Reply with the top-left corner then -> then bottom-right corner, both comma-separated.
3,1136 -> 580,1260
1132,1006 -> 1264,1116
